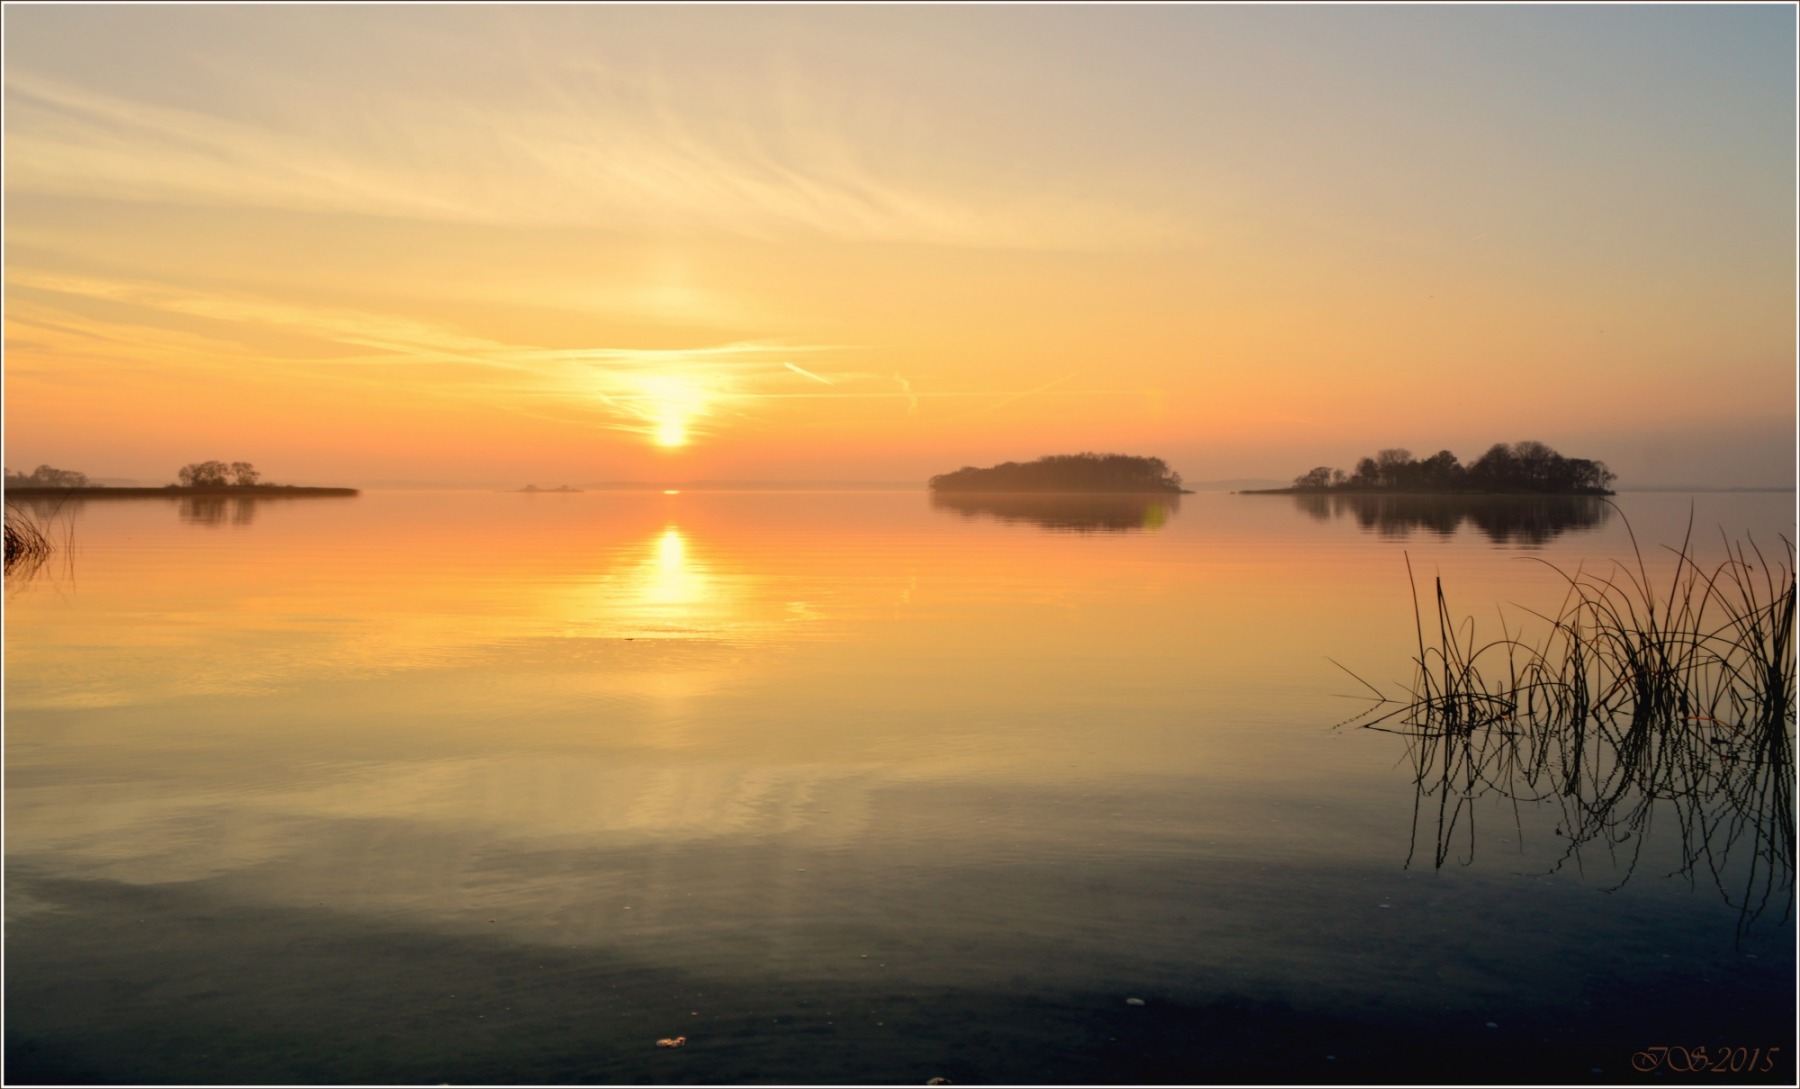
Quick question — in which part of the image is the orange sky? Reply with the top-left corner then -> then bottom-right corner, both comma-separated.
4,6 -> 1794,487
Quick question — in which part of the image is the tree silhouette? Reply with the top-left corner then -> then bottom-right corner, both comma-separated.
177,460 -> 265,487
1287,441 -> 1613,495
4,464 -> 90,488
929,453 -> 1185,493
178,461 -> 232,487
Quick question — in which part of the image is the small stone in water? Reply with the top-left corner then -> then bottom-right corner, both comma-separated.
656,1036 -> 687,1049
1485,1022 -> 1499,1029
927,1079 -> 951,1086
1126,997 -> 1146,1007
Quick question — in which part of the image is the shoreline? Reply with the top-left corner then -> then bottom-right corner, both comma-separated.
1237,487 -> 1614,497
4,485 -> 359,499
928,487 -> 1191,496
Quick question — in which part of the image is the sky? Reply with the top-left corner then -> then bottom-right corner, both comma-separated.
4,4 -> 1795,488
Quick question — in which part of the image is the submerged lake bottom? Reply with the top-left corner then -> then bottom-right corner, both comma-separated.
4,489 -> 1794,1084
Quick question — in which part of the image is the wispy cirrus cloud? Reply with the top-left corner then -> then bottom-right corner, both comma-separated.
4,46 -> 1184,251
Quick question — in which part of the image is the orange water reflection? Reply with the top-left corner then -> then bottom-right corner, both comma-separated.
7,490 -> 1789,956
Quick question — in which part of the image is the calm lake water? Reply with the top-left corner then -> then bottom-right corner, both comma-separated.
5,488 -> 1794,1084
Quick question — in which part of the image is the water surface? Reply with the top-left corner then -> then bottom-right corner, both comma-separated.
5,489 -> 1793,1083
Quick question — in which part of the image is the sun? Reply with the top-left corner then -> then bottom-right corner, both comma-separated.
655,418 -> 688,448
636,375 -> 707,449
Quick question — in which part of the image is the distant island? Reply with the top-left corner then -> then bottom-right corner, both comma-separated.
928,453 -> 1190,494
3,460 -> 357,498
1245,441 -> 1615,496
5,485 -> 360,498
517,484 -> 583,493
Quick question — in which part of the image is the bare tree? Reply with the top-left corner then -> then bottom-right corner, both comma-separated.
178,461 -> 231,487
1375,448 -> 1414,489
8,464 -> 91,488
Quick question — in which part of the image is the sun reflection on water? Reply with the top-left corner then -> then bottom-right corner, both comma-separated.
645,525 -> 698,610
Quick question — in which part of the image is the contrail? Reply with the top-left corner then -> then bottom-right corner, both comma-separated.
982,372 -> 1076,413
784,361 -> 833,385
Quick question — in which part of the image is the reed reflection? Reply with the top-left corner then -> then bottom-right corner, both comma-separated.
929,492 -> 1181,533
1351,534 -> 1796,937
1292,493 -> 1610,545
4,499 -> 61,581
1377,698 -> 1793,939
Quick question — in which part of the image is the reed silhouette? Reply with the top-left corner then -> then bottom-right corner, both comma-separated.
4,508 -> 51,575
4,496 -> 74,581
1344,510 -> 1795,938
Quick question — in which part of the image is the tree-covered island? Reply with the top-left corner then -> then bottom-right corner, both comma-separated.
929,453 -> 1189,493
1255,441 -> 1615,496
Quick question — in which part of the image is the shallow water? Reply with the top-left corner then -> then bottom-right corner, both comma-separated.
5,488 -> 1794,1084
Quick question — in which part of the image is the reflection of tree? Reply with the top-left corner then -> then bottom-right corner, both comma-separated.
1297,493 -> 1610,545
179,497 -> 257,526
1350,534 -> 1795,939
929,492 -> 1181,533
8,495 -> 83,521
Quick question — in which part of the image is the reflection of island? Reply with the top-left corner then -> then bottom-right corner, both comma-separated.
1259,441 -> 1615,495
929,453 -> 1188,494
1292,492 -> 1610,545
7,491 -> 356,529
930,491 -> 1181,533
180,496 -> 259,526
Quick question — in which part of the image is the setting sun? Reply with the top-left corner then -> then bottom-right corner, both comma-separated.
637,375 -> 708,450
